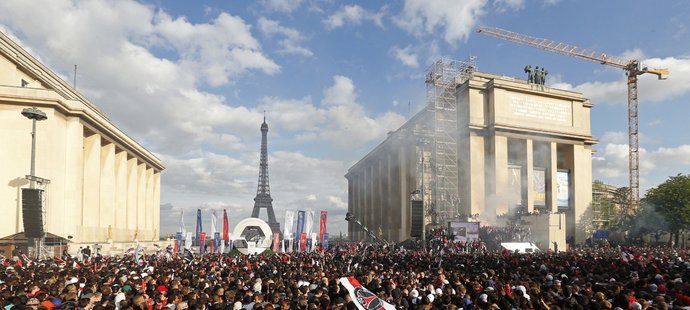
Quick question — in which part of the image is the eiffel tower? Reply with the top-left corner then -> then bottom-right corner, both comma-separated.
252,115 -> 281,234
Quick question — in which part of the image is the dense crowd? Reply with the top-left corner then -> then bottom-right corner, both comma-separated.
1,243 -> 690,310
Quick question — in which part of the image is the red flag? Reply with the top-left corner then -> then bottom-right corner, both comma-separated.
319,210 -> 328,242
222,209 -> 229,241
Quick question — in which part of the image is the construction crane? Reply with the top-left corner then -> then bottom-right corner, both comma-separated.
476,26 -> 668,218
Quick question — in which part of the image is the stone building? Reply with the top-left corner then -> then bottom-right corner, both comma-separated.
346,67 -> 596,248
0,31 -> 164,253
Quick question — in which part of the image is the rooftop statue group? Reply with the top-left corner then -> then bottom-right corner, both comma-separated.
525,65 -> 548,85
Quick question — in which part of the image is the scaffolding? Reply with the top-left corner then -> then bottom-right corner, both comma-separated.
419,57 -> 476,225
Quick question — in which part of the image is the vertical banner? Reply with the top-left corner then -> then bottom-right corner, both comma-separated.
195,209 -> 202,242
323,233 -> 329,251
305,209 -> 315,236
185,232 -> 193,250
199,232 -> 206,255
179,209 -> 186,236
214,232 -> 221,254
508,165 -> 522,207
296,210 -> 305,238
533,168 -> 546,206
310,233 -> 317,252
222,209 -> 229,241
210,210 -> 218,238
557,170 -> 570,208
284,210 -> 295,237
319,211 -> 328,242
175,232 -> 182,254
299,232 -> 307,252
272,232 -> 281,252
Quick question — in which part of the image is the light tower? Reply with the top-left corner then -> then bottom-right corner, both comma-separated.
21,107 -> 49,259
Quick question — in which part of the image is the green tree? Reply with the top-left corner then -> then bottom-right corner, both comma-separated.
642,174 -> 690,245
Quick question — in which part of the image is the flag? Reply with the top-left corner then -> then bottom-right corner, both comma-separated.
305,209 -> 314,236
323,233 -> 330,250
210,210 -> 218,237
134,243 -> 142,266
296,210 -> 305,238
222,209 -> 229,241
195,209 -> 202,242
284,210 -> 295,237
179,209 -> 186,236
199,232 -> 207,255
184,232 -> 193,250
339,277 -> 395,310
319,211 -> 328,242
299,232 -> 307,252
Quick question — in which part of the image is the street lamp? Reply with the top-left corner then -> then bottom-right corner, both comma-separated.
21,107 -> 47,188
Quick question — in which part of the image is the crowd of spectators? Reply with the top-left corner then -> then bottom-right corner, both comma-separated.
1,242 -> 690,310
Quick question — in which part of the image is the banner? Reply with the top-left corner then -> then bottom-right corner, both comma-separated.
210,210 -> 218,237
339,277 -> 395,310
323,233 -> 329,251
272,232 -> 281,252
533,168 -> 546,206
222,209 -> 229,241
214,232 -> 221,254
319,211 -> 328,242
185,232 -> 193,250
179,209 -> 186,236
199,232 -> 206,255
508,165 -> 522,207
296,211 -> 305,238
305,209 -> 314,235
284,210 -> 295,237
557,170 -> 569,208
195,209 -> 202,242
299,232 -> 307,252
448,221 -> 480,243
310,233 -> 317,253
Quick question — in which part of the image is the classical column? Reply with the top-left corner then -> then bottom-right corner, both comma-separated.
126,158 -> 138,232
526,139 -> 534,213
62,119 -> 84,239
145,168 -> 154,240
82,132 -> 101,240
381,156 -> 390,241
571,144 -> 593,243
548,142 -> 559,213
114,151 -> 128,240
347,176 -> 354,241
136,163 -> 146,239
489,135 -> 509,216
99,142 -> 116,239
153,171 -> 161,241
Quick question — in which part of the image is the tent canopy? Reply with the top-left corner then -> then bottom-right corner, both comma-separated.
0,232 -> 71,246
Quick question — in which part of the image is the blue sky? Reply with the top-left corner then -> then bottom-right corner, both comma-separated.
1,0 -> 689,236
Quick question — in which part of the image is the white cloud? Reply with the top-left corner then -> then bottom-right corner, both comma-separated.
391,45 -> 419,68
258,18 -> 313,57
324,5 -> 385,30
0,0 -> 278,155
260,0 -> 304,13
552,53 -> 690,105
593,143 -> 690,192
394,0 -> 487,45
493,0 -> 525,12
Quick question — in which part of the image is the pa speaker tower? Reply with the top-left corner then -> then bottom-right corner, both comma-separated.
22,188 -> 44,238
410,200 -> 424,238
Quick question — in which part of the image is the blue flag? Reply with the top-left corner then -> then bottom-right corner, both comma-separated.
296,210 -> 305,238
195,209 -> 202,242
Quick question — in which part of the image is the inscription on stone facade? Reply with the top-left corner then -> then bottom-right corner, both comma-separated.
509,96 -> 571,123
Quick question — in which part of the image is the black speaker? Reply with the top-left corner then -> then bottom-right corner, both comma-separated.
22,188 -> 44,238
410,200 -> 424,238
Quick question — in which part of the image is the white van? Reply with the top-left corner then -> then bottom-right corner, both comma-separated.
500,242 -> 541,254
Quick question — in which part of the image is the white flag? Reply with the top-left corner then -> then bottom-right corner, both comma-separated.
210,209 -> 218,236
284,210 -> 295,236
305,209 -> 314,235
179,209 -> 186,236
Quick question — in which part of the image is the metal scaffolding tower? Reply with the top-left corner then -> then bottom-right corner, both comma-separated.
421,57 -> 476,224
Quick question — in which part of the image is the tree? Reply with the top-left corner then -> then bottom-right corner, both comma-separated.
642,174 -> 690,245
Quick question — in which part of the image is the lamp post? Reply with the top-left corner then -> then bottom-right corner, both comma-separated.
21,107 -> 47,188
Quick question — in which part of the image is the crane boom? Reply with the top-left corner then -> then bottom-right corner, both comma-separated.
476,26 -> 668,222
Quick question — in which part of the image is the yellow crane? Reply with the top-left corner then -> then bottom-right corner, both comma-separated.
476,26 -> 668,219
